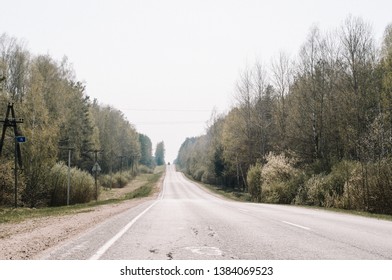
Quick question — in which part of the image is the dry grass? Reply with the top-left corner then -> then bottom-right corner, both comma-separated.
0,166 -> 165,224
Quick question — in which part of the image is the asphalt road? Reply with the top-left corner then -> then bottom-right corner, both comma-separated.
43,165 -> 392,260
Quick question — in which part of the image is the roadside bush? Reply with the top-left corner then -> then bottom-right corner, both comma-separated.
326,160 -> 359,209
296,173 -> 334,207
99,170 -> 136,189
260,153 -> 302,204
295,160 -> 358,208
365,159 -> 392,214
294,159 -> 392,212
113,173 -> 127,188
201,170 -> 217,184
99,174 -> 113,189
71,170 -> 96,204
193,168 -> 205,181
48,163 -> 95,206
138,165 -> 154,174
0,162 -> 16,206
247,163 -> 262,202
337,160 -> 392,214
302,174 -> 328,206
338,164 -> 365,211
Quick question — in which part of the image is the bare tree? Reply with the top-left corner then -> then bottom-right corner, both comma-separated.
271,52 -> 293,149
339,15 -> 376,137
0,34 -> 29,102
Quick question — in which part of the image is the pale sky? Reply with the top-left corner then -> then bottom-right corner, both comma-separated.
1,0 -> 391,161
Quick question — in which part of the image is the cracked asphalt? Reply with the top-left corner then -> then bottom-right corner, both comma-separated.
41,165 -> 392,260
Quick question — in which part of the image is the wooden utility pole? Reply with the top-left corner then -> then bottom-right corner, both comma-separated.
89,149 -> 103,200
0,103 -> 24,208
118,155 -> 126,174
59,146 -> 74,206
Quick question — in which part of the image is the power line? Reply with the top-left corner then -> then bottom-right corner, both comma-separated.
118,107 -> 224,113
134,121 -> 206,125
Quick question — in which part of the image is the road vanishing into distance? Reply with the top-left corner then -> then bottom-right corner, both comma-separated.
43,165 -> 392,260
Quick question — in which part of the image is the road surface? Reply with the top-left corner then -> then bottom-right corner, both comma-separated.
42,165 -> 392,260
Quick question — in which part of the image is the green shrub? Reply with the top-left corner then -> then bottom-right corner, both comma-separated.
71,170 -> 96,204
113,173 -> 127,188
365,159 -> 392,214
294,159 -> 392,213
193,168 -> 205,181
260,153 -> 302,204
99,174 -> 113,189
295,160 -> 358,208
201,170 -> 217,184
48,163 -> 95,206
138,165 -> 154,174
303,174 -> 328,206
247,163 -> 262,202
339,160 -> 392,214
328,160 -> 356,196
124,171 -> 134,181
0,162 -> 16,206
338,164 -> 365,211
110,171 -> 134,188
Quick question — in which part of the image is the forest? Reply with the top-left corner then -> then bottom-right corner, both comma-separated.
177,16 -> 392,215
0,33 -> 161,208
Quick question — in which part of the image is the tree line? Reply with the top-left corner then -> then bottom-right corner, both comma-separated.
176,16 -> 392,215
0,33 -> 164,207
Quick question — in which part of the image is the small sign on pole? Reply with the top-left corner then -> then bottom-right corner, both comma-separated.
92,162 -> 101,173
16,136 -> 26,143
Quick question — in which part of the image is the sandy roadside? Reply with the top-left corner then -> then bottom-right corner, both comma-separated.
0,173 -> 163,260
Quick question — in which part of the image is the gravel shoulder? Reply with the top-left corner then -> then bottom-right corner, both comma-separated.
0,172 -> 163,260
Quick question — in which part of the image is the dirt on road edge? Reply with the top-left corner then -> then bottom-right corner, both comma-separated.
0,172 -> 165,260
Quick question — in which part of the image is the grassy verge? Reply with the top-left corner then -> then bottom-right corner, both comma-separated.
182,173 -> 251,201
125,167 -> 164,199
182,172 -> 392,222
0,166 -> 165,224
297,205 -> 392,222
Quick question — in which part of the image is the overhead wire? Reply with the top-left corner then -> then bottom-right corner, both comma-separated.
134,121 -> 206,125
118,107 -> 225,113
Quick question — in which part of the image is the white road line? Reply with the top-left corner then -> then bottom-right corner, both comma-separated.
238,208 -> 249,213
282,221 -> 311,231
89,200 -> 160,260
89,172 -> 167,260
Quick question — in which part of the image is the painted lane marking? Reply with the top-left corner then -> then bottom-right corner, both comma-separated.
89,199 -> 161,260
89,175 -> 168,260
89,200 -> 159,260
282,221 -> 311,231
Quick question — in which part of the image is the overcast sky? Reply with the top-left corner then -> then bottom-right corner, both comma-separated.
1,0 -> 391,161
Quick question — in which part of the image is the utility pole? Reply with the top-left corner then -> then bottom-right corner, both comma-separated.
89,149 -> 103,200
0,102 -> 24,208
109,149 -> 116,190
118,155 -> 126,174
67,148 -> 71,205
59,144 -> 74,206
